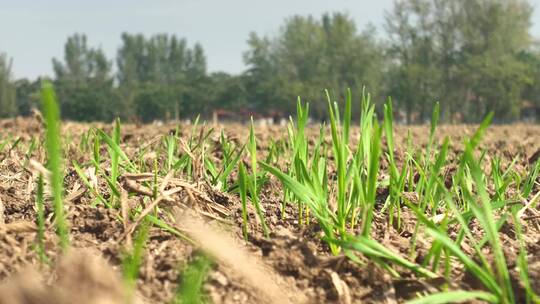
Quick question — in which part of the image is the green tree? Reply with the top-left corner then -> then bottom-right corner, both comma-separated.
52,34 -> 116,121
0,53 -> 17,118
117,33 -> 208,120
243,32 -> 282,114
385,0 -> 533,123
457,0 -> 532,122
133,84 -> 175,123
181,42 -> 209,118
14,78 -> 41,116
386,0 -> 445,123
243,13 -> 385,119
520,49 -> 540,120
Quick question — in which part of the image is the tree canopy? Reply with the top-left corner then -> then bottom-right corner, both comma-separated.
2,1 -> 540,123
0,53 -> 16,118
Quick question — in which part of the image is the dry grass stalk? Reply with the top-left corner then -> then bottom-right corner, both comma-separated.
0,249 -> 142,304
177,214 -> 307,304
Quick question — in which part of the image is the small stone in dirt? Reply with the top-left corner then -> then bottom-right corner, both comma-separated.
210,271 -> 229,286
274,226 -> 295,239
329,271 -> 351,304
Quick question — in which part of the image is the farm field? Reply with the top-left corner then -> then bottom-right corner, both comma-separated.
1,92 -> 540,303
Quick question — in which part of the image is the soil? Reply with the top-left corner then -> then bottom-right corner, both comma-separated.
0,117 -> 540,303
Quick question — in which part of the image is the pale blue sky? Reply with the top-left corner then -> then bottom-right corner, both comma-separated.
1,0 -> 539,80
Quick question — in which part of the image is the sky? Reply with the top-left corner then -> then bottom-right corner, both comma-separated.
1,0 -> 540,80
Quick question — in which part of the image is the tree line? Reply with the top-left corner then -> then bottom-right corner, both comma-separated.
1,0 -> 540,123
